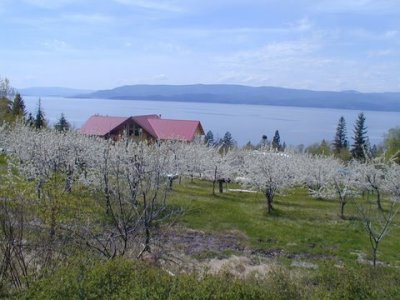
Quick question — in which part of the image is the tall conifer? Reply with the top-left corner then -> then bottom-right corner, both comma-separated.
12,93 -> 26,118
272,130 -> 281,150
351,112 -> 368,160
34,98 -> 46,129
333,116 -> 348,152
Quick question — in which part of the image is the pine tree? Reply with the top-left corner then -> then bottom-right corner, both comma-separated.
282,141 -> 286,151
320,139 -> 332,155
204,130 -> 214,146
26,113 -> 35,127
11,93 -> 26,118
333,116 -> 348,152
34,98 -> 46,129
272,130 -> 281,150
221,131 -> 235,150
54,113 -> 71,132
244,141 -> 255,150
261,134 -> 268,147
351,112 -> 368,160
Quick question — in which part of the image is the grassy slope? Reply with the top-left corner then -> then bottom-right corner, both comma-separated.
169,179 -> 400,266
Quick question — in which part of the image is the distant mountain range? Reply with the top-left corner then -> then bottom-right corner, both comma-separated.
19,87 -> 93,97
22,84 -> 400,112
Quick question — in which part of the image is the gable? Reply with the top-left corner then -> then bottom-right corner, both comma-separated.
80,115 -> 130,136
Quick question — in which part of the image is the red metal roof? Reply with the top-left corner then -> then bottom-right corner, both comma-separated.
148,119 -> 204,141
131,114 -> 160,138
80,114 -> 204,141
80,115 -> 129,136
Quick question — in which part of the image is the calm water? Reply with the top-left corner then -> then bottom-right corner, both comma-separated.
24,96 -> 400,146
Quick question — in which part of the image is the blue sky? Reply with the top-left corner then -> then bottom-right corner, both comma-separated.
1,0 -> 399,91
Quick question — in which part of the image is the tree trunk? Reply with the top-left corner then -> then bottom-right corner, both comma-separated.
212,180 -> 216,195
212,166 -> 217,195
145,226 -> 151,253
267,197 -> 273,213
340,201 -> 346,219
168,178 -> 173,190
219,180 -> 223,193
372,245 -> 378,267
64,165 -> 73,193
376,190 -> 382,211
265,187 -> 274,214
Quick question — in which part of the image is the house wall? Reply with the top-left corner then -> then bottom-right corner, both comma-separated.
106,119 -> 156,142
195,126 -> 204,137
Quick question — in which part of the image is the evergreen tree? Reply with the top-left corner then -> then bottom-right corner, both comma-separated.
34,98 -> 46,129
54,113 -> 71,132
319,139 -> 331,155
282,141 -> 287,151
221,131 -> 235,150
262,134 -> 268,145
351,112 -> 368,160
305,139 -> 332,156
26,113 -> 35,127
11,93 -> 26,118
333,116 -> 348,152
370,144 -> 378,158
272,130 -> 281,150
244,141 -> 256,150
204,130 -> 214,146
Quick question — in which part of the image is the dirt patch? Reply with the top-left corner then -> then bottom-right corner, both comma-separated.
156,227 -> 245,257
151,226 -> 332,277
248,248 -> 285,258
286,252 -> 332,260
151,227 -> 278,277
204,255 -> 274,278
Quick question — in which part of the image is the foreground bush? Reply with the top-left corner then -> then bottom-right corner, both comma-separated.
15,257 -> 400,299
18,257 -> 278,299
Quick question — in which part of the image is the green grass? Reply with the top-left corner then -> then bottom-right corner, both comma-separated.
169,179 -> 400,266
19,253 -> 400,299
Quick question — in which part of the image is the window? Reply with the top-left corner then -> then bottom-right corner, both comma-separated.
128,123 -> 134,136
134,126 -> 142,136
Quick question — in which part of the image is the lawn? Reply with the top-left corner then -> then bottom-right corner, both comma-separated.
169,178 -> 400,266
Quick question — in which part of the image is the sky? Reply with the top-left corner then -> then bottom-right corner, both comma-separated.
0,0 -> 399,92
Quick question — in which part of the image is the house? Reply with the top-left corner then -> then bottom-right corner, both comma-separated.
80,114 -> 205,142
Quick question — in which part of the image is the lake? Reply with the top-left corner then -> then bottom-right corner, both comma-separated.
23,96 -> 400,146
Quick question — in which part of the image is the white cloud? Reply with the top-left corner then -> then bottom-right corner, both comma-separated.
368,49 -> 396,57
384,30 -> 399,38
314,0 -> 400,14
152,74 -> 168,81
42,39 -> 69,51
291,17 -> 313,32
165,17 -> 315,39
220,40 -> 320,65
64,13 -> 113,24
22,0 -> 80,9
113,0 -> 184,13
210,35 -> 400,92
115,73 -> 168,86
